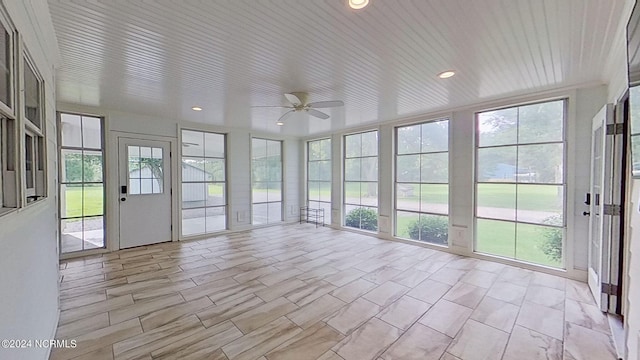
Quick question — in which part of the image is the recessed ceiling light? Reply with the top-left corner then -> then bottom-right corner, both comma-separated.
276,120 -> 284,126
438,71 -> 455,79
348,0 -> 369,10
191,106 -> 202,111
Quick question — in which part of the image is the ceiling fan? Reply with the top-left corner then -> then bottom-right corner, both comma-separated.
253,92 -> 344,125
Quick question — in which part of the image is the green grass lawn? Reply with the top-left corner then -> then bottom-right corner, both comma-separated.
394,212 -> 562,268
63,185 -> 104,218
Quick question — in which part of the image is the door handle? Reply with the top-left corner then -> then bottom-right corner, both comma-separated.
583,211 -> 590,216
120,197 -> 126,202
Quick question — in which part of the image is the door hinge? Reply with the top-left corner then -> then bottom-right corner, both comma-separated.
606,123 -> 624,135
602,283 -> 619,295
603,204 -> 621,216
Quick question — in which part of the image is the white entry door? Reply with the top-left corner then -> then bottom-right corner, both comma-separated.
118,137 -> 172,248
587,104 -> 613,310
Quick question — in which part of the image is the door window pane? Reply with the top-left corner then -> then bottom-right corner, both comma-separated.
252,138 -> 282,224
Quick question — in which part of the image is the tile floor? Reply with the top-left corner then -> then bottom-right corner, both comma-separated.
51,224 -> 617,360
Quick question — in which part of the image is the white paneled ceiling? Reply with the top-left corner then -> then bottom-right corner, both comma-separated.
48,0 -> 626,136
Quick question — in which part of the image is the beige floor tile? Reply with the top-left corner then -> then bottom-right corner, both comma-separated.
255,278 -> 308,302
407,279 -> 451,304
530,272 -> 565,290
50,318 -> 142,360
525,285 -> 565,310
361,266 -> 403,285
180,277 -> 238,301
442,282 -> 486,309
439,353 -> 461,360
106,278 -> 172,297
317,350 -> 346,360
132,279 -> 196,301
168,264 -> 221,282
565,298 -> 611,334
69,346 -> 114,360
363,281 -> 409,307
258,267 -> 304,286
297,266 -> 341,283
447,319 -> 509,360
324,268 -> 367,287
429,268 -> 467,286
233,265 -> 278,283
150,320 -> 242,359
109,293 -> 184,325
391,268 -> 431,288
60,291 -> 107,311
285,280 -> 337,306
59,295 -> 134,325
60,278 -> 128,300
445,257 -> 478,270
112,315 -> 203,360
231,297 -> 298,334
331,278 -> 377,303
210,280 -> 267,304
470,297 -> 519,332
563,322 -> 617,360
126,266 -> 181,283
191,268 -> 244,286
485,281 -> 527,305
287,294 -> 346,329
460,269 -> 498,289
325,298 -> 382,335
55,312 -> 110,339
497,267 -> 532,287
473,260 -> 505,273
516,301 -> 564,340
377,295 -> 431,331
419,299 -> 472,338
266,322 -> 344,360
197,294 -> 264,328
221,316 -> 302,360
381,323 -> 451,360
565,280 -> 595,304
140,296 -> 214,331
502,325 -> 562,360
170,347 -> 228,360
332,317 -> 402,360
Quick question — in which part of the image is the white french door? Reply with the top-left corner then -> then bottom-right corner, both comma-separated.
118,137 -> 172,248
587,104 -> 614,310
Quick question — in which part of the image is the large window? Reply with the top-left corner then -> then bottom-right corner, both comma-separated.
181,130 -> 227,236
630,85 -> 640,177
395,119 -> 449,245
0,10 -> 15,213
308,138 -> 331,224
344,130 -> 378,231
23,55 -> 45,204
252,138 -> 282,224
59,113 -> 105,253
475,100 -> 565,268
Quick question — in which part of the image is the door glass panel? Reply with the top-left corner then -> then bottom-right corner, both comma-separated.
129,145 -> 163,195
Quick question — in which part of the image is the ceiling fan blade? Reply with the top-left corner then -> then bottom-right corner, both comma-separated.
250,105 -> 294,108
307,108 -> 330,120
284,93 -> 303,106
308,100 -> 344,108
278,110 -> 296,122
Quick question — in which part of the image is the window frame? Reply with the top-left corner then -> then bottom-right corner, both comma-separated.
21,49 -> 46,204
58,112 -> 107,254
473,98 -> 568,268
180,129 -> 228,237
394,118 -> 450,245
251,137 -> 283,225
0,6 -> 16,214
307,137 -> 332,224
343,129 -> 379,232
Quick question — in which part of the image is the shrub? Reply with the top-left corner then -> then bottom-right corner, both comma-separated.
407,215 -> 448,245
345,208 -> 378,231
538,215 -> 563,263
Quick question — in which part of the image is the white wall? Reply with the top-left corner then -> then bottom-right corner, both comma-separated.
0,1 -> 60,359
